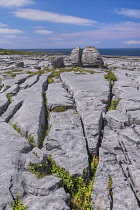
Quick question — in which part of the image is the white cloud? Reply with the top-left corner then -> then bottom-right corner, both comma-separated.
35,30 -> 54,35
14,9 -> 97,26
0,0 -> 34,7
93,41 -> 101,44
0,23 -> 8,27
34,26 -> 44,29
0,28 -> 23,33
6,35 -> 16,38
125,40 -> 140,44
60,21 -> 140,40
114,8 -> 140,18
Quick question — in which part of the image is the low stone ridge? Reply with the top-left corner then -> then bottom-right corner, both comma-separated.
0,53 -> 140,209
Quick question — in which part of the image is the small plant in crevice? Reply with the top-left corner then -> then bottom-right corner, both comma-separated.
12,124 -> 21,134
38,124 -> 47,149
47,77 -> 53,84
108,98 -> 121,110
51,105 -> 73,112
45,124 -> 52,135
0,84 -> 4,89
108,176 -> 113,200
73,111 -> 78,114
28,155 -> 99,210
11,73 -> 17,77
28,133 -> 36,148
8,194 -> 28,210
6,93 -> 16,103
104,70 -> 117,83
103,64 -> 109,68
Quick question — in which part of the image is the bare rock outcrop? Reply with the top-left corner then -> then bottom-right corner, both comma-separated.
81,46 -> 104,67
0,53 -> 140,210
71,47 -> 83,66
71,46 -> 104,67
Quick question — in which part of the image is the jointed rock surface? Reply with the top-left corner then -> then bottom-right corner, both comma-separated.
0,50 -> 140,210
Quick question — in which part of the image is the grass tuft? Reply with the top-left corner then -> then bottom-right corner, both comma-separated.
108,98 -> 121,110
51,105 -> 73,112
104,70 -> 117,83
8,194 -> 28,210
12,124 -> 21,134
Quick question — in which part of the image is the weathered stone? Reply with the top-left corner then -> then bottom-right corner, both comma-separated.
10,74 -> 50,145
0,84 -> 20,115
16,61 -> 24,68
0,118 -> 30,209
51,56 -> 64,68
71,47 -> 82,66
91,147 -> 139,210
61,72 -> 109,153
43,109 -> 89,176
23,188 -> 70,210
105,110 -> 129,129
20,75 -> 39,89
81,46 -> 104,67
46,80 -> 73,110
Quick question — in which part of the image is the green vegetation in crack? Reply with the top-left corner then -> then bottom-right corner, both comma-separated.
45,124 -> 52,135
0,84 -> 4,89
11,73 -> 17,77
29,155 -> 99,210
28,133 -> 36,148
51,105 -> 73,112
47,77 -> 53,84
9,194 -> 28,210
38,124 -> 47,149
6,93 -> 16,102
103,64 -> 109,68
27,67 -> 52,76
104,69 -> 117,83
73,111 -> 78,114
108,176 -> 113,198
108,98 -> 121,110
27,67 -> 95,78
12,124 -> 21,134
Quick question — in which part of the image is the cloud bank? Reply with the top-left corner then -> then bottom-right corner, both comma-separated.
125,40 -> 140,44
35,30 -> 54,35
114,8 -> 140,18
0,28 -> 23,33
14,9 -> 97,26
0,0 -> 34,7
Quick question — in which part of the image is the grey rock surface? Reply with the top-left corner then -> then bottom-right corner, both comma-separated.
92,67 -> 140,209
9,74 -> 50,146
71,47 -> 82,66
81,46 -> 104,67
1,54 -> 140,209
0,117 -> 30,209
43,109 -> 89,176
51,56 -> 64,68
61,72 -> 109,153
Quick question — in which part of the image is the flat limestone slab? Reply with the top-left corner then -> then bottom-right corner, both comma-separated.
10,74 -> 50,145
43,109 -> 89,176
46,81 -> 73,109
0,118 -> 30,209
61,72 -> 109,153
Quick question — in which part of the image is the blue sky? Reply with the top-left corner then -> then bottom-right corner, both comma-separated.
0,0 -> 140,49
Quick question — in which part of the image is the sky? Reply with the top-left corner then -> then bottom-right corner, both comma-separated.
0,0 -> 140,49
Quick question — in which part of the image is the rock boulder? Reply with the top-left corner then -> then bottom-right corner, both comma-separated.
71,47 -> 83,66
81,46 -> 104,67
